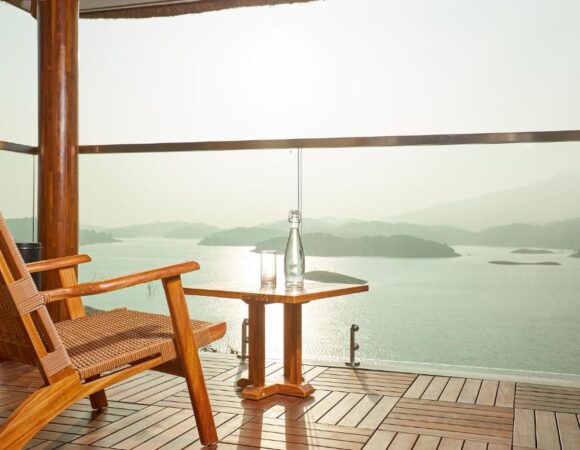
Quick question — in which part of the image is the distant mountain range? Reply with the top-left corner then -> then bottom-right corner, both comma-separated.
6,212 -> 580,253
110,221 -> 220,238
386,170 -> 580,230
5,218 -> 118,246
198,216 -> 580,251
253,233 -> 460,258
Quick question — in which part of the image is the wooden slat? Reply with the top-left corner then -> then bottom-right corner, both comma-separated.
338,395 -> 382,428
462,441 -> 487,450
363,430 -> 395,450
358,396 -> 399,429
458,379 -> 482,404
382,397 -> 514,446
495,381 -> 515,408
318,393 -> 364,425
404,376 -> 433,399
439,378 -> 466,403
535,410 -> 561,450
476,380 -> 499,406
556,412 -> 580,450
438,437 -> 464,450
513,408 -> 536,448
422,377 -> 449,401
387,432 -> 418,450
413,435 -> 441,450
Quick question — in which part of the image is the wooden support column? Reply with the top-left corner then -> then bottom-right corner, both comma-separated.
37,0 -> 79,321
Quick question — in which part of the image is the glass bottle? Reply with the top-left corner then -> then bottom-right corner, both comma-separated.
284,210 -> 305,289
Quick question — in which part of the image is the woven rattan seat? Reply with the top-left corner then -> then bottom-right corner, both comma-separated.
55,308 -> 215,380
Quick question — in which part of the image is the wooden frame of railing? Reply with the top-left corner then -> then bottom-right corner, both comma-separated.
2,129 -> 580,156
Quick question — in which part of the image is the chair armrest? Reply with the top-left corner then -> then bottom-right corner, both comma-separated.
45,261 -> 200,302
27,254 -> 92,274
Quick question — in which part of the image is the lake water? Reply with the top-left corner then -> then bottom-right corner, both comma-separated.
79,238 -> 580,376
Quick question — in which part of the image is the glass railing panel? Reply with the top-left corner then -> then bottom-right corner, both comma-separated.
77,142 -> 580,376
0,153 -> 36,242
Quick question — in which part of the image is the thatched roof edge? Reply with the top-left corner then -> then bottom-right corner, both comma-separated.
80,0 -> 323,19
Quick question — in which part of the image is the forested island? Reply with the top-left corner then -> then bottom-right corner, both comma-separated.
305,271 -> 367,284
511,249 -> 555,255
488,261 -> 561,266
253,233 -> 460,258
80,230 -> 119,246
200,227 -> 284,246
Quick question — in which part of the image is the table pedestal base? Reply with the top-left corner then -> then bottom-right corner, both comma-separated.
237,378 -> 315,400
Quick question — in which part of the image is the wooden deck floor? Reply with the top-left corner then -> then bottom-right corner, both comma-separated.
1,356 -> 578,450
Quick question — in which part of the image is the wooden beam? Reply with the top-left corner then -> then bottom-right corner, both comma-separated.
0,141 -> 37,155
38,0 -> 79,322
79,130 -> 580,154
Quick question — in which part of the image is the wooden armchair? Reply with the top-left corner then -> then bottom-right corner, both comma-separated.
0,213 -> 226,448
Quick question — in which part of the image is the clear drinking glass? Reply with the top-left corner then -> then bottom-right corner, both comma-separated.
260,250 -> 277,289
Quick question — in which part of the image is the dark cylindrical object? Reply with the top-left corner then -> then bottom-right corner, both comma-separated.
17,242 -> 42,288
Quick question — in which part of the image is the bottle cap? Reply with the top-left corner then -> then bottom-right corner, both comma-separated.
288,210 -> 302,223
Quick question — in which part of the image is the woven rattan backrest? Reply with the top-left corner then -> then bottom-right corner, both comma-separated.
0,213 -> 72,382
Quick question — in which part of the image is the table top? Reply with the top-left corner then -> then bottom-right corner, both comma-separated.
184,281 -> 369,304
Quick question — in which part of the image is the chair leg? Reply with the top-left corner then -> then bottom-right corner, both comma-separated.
164,276 -> 218,446
86,375 -> 108,409
0,374 -> 82,449
89,389 -> 108,409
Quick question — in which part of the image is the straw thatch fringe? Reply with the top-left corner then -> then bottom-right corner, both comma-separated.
80,0 -> 324,19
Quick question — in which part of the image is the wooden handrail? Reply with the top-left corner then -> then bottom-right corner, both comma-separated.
45,261 -> 200,301
27,255 -> 92,274
2,130 -> 580,156
78,130 -> 580,154
0,141 -> 37,155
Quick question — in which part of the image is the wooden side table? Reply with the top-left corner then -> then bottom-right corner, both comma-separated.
184,282 -> 368,400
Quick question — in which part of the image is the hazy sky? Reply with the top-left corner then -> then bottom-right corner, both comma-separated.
1,0 -> 579,227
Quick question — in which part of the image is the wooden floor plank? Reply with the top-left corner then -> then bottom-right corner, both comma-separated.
556,412 -> 580,450
338,395 -> 382,428
422,377 -> 449,401
513,408 -> 536,448
536,410 -> 561,450
297,391 -> 347,422
437,437 -> 463,450
280,390 -> 331,421
462,441 -> 487,450
476,380 -> 499,406
358,396 -> 399,429
318,392 -> 365,425
361,430 -> 395,450
242,421 -> 367,443
225,428 -> 363,450
458,379 -> 482,404
412,435 -> 441,450
71,405 -> 162,445
439,378 -> 466,403
403,376 -> 433,399
495,381 -> 515,408
114,409 -> 193,449
379,424 -> 511,445
386,432 -> 418,450
131,410 -> 196,450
